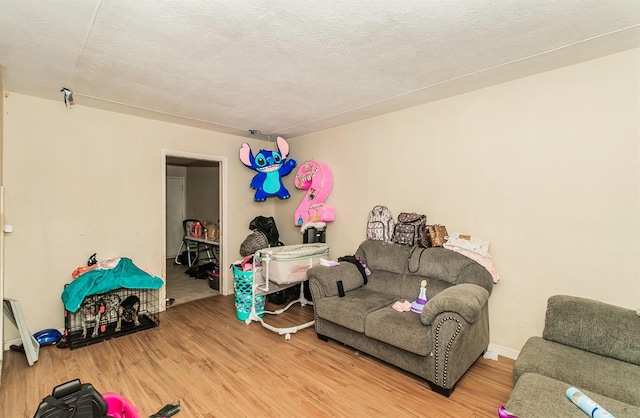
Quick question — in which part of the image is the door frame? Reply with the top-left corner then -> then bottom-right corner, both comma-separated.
0,187 -> 5,380
161,150 -> 229,300
165,176 -> 186,258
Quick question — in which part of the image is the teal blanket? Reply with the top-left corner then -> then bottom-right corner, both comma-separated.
62,258 -> 164,312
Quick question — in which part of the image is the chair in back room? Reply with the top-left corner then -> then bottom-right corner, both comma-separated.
174,219 -> 216,267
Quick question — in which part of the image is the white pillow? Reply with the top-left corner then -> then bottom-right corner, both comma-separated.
445,232 -> 490,257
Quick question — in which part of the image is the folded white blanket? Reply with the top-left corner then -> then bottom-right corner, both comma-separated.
443,244 -> 500,284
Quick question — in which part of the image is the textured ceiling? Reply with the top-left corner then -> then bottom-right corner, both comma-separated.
1,1 -> 639,139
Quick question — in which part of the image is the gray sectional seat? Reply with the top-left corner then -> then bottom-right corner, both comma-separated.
506,295 -> 640,417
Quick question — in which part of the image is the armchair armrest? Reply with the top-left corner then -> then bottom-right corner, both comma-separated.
420,284 -> 490,325
306,263 -> 364,298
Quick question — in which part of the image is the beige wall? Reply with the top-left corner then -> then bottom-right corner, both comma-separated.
186,166 -> 220,225
166,165 -> 187,178
277,48 -> 640,353
166,165 -> 220,224
1,70 -> 5,367
2,48 -> 638,354
2,95 -> 274,341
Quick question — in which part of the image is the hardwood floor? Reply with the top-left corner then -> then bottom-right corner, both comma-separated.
0,295 -> 514,417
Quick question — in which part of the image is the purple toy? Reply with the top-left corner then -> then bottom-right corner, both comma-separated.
410,280 -> 428,313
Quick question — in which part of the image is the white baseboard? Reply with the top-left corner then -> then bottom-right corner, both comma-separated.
4,328 -> 65,351
487,342 -> 520,360
3,337 -> 22,352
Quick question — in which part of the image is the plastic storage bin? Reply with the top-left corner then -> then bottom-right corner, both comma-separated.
232,265 -> 265,321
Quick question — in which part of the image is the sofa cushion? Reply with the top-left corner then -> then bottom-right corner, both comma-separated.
356,241 -> 493,294
365,306 -> 431,356
543,295 -> 640,366
506,372 -> 640,418
314,287 -> 398,333
307,263 -> 365,297
406,247 -> 494,293
356,240 -> 411,275
514,336 -> 640,407
364,270 -> 410,298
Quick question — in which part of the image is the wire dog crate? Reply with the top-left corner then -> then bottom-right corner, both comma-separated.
64,287 -> 160,350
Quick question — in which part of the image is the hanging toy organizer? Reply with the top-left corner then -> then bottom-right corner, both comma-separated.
246,243 -> 329,340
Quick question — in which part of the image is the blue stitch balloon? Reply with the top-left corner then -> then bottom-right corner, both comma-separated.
239,136 -> 297,201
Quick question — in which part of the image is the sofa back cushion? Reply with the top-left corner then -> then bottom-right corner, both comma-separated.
357,241 -> 493,294
406,247 -> 493,292
543,295 -> 640,366
356,240 -> 411,275
364,270 -> 408,297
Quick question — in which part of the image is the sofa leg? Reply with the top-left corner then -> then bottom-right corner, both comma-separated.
317,333 -> 329,342
428,381 -> 455,397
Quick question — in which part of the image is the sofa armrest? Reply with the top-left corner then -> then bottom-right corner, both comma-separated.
306,263 -> 364,298
543,295 -> 640,365
420,284 -> 490,325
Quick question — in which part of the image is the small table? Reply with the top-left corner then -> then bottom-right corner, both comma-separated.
175,236 -> 219,267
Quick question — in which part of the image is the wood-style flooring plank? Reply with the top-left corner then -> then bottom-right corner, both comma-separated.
0,295 -> 514,417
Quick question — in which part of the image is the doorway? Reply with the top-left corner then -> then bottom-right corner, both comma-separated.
162,150 -> 228,307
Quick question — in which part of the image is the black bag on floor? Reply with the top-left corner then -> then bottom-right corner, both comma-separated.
186,262 -> 218,280
267,287 -> 300,305
33,379 -> 107,418
177,250 -> 198,265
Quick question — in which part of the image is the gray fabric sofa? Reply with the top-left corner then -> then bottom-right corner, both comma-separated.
306,240 -> 494,396
505,295 -> 640,417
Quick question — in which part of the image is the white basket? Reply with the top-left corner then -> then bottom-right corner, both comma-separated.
257,243 -> 329,284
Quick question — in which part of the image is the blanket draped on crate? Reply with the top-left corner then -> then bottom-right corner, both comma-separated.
62,258 -> 164,312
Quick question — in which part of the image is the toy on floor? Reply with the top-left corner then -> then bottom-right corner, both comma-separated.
149,400 -> 181,417
10,328 -> 62,352
102,392 -> 140,418
566,387 -> 614,418
497,405 -> 518,417
410,280 -> 428,313
33,378 -> 181,418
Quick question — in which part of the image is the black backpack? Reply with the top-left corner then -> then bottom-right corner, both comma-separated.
392,212 -> 427,247
34,379 -> 107,418
249,216 -> 283,247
